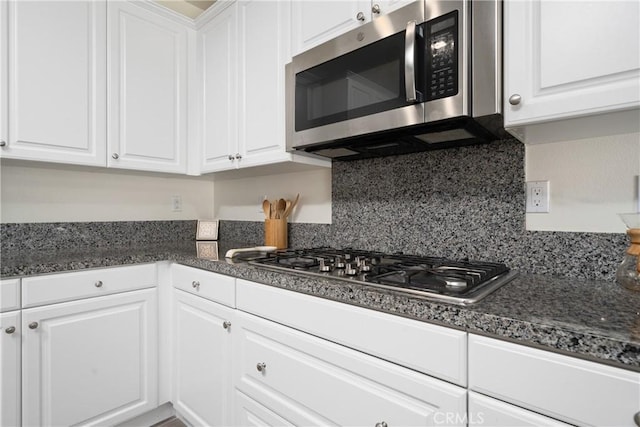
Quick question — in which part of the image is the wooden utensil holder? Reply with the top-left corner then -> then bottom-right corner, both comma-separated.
265,219 -> 288,249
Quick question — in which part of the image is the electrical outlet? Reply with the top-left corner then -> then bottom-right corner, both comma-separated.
171,195 -> 182,212
526,181 -> 550,213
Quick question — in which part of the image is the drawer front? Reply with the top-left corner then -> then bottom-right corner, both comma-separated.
22,264 -> 156,308
172,264 -> 235,308
234,311 -> 467,427
469,334 -> 640,426
236,279 -> 467,385
469,392 -> 571,427
1,278 -> 20,312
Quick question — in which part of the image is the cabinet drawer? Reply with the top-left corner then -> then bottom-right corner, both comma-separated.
234,311 -> 467,426
236,279 -> 467,385
469,391 -> 571,427
1,278 -> 20,312
469,334 -> 640,426
172,264 -> 235,308
22,264 -> 156,308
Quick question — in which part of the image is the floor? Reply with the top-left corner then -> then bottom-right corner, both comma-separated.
151,416 -> 188,427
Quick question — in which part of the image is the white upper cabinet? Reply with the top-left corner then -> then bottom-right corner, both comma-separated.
198,1 -> 238,172
108,1 -> 190,174
0,1 -> 7,151
291,0 -> 414,56
1,0 -> 107,166
504,0 -> 640,143
198,0 -> 327,173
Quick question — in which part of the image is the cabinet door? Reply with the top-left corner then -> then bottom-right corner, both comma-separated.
236,0 -> 292,167
234,310 -> 467,426
0,0 -> 7,150
291,0 -> 370,56
173,289 -> 234,426
3,0 -> 107,166
469,392 -> 571,427
199,2 -> 238,173
22,289 -> 158,427
373,0 -> 415,19
1,311 -> 21,427
108,2 -> 188,174
504,1 -> 640,129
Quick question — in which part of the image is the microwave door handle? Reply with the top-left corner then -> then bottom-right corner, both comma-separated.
404,20 -> 418,103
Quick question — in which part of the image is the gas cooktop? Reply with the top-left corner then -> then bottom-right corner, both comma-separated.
249,248 -> 517,305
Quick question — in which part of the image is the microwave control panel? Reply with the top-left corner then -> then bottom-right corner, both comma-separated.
425,11 -> 458,101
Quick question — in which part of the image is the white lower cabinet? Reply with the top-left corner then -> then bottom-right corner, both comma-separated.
22,288 -> 158,427
233,300 -> 467,426
469,334 -> 640,426
1,310 -> 21,427
173,289 -> 234,426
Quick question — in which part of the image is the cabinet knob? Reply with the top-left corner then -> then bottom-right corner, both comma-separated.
356,11 -> 365,21
112,153 -> 119,159
508,94 -> 522,105
371,4 -> 381,14
94,280 -> 103,288
256,362 -> 266,372
235,153 -> 242,160
29,322 -> 39,330
375,423 -> 388,427
192,280 -> 200,290
0,140 -> 6,147
4,326 -> 16,334
634,411 -> 640,427
222,320 -> 232,330
228,154 -> 235,161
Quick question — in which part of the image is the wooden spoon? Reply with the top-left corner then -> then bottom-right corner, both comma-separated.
282,194 -> 299,219
275,199 -> 286,219
262,199 -> 271,219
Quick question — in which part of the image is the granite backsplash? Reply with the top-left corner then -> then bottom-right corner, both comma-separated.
0,138 -> 628,281
221,138 -> 627,282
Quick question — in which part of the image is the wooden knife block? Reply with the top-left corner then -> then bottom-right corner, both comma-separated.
265,219 -> 288,249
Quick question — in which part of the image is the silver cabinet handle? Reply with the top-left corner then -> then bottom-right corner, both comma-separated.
5,326 -> 16,334
222,321 -> 231,330
29,322 -> 39,330
375,423 -> 388,427
94,280 -> 103,288
112,153 -> 119,159
404,20 -> 418,103
0,140 -> 6,147
235,153 -> 242,160
192,280 -> 200,290
508,94 -> 522,105
371,4 -> 381,14
356,11 -> 365,21
256,362 -> 266,372
228,154 -> 235,161
634,411 -> 640,427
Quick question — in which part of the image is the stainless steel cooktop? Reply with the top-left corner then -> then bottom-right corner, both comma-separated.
249,248 -> 518,305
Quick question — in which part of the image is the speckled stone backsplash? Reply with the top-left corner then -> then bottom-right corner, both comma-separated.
1,220 -> 197,252
330,139 -> 626,281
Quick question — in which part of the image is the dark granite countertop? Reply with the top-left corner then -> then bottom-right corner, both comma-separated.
2,242 -> 639,372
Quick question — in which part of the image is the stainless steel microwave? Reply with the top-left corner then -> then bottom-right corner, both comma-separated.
286,0 -> 505,160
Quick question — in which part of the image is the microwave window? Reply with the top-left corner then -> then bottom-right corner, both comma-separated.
295,28 -> 420,132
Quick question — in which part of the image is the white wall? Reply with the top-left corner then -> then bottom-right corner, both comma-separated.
525,132 -> 640,233
213,163 -> 332,224
0,160 -> 215,223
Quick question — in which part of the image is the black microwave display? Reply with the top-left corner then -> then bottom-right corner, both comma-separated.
426,11 -> 458,101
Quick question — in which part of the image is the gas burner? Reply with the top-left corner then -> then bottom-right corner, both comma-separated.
250,248 -> 517,305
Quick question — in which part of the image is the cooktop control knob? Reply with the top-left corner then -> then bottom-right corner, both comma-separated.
319,259 -> 331,272
345,263 -> 358,276
360,260 -> 371,272
335,257 -> 346,269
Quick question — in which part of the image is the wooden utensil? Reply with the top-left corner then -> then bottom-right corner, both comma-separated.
275,199 -> 286,219
282,194 -> 299,219
262,199 -> 271,219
